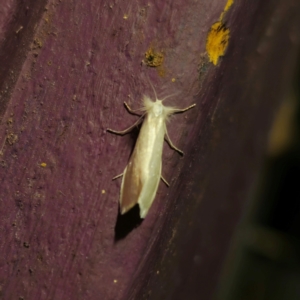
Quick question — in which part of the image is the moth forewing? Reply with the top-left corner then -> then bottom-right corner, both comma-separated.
137,114 -> 165,218
120,103 -> 166,218
107,93 -> 196,219
137,161 -> 162,218
119,164 -> 140,214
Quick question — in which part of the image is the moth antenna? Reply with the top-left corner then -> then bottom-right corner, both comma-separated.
161,91 -> 180,102
146,76 -> 158,100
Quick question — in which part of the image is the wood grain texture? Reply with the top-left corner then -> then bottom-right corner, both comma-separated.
0,0 -> 300,299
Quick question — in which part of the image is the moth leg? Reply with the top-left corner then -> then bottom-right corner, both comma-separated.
165,126 -> 184,156
173,103 -> 196,114
107,114 -> 145,135
160,175 -> 170,187
112,173 -> 123,180
124,102 -> 142,116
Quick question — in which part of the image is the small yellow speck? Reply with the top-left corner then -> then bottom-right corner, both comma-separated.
113,279 -> 118,283
156,270 -> 160,274
101,190 -> 106,194
171,78 -> 176,82
40,162 -> 47,167
123,14 -> 128,20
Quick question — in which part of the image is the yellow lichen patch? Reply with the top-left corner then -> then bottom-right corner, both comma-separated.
40,162 -> 47,167
224,0 -> 234,13
144,48 -> 164,67
220,0 -> 234,21
205,0 -> 234,66
206,21 -> 230,65
171,78 -> 176,82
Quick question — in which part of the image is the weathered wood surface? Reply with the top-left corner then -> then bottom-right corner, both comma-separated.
0,0 -> 300,299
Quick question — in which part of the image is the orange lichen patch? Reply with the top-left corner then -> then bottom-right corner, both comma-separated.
144,48 -> 164,67
206,21 -> 230,65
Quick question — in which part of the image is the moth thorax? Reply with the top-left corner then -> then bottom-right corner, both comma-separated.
152,101 -> 164,116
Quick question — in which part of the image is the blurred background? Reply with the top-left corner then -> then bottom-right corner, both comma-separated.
217,57 -> 300,300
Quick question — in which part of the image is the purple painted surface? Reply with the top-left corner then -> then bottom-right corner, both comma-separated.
0,0 -> 300,299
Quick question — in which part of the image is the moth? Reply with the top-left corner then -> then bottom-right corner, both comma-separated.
107,83 -> 196,218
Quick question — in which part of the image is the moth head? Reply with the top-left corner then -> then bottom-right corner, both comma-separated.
143,77 -> 180,118
142,95 -> 164,114
152,100 -> 164,116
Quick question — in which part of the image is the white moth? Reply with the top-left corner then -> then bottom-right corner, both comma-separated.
108,84 -> 196,218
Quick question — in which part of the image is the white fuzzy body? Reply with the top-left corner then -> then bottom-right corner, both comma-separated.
120,96 -> 177,218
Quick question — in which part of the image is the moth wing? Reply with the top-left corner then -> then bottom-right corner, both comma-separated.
119,155 -> 143,215
137,160 -> 162,218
